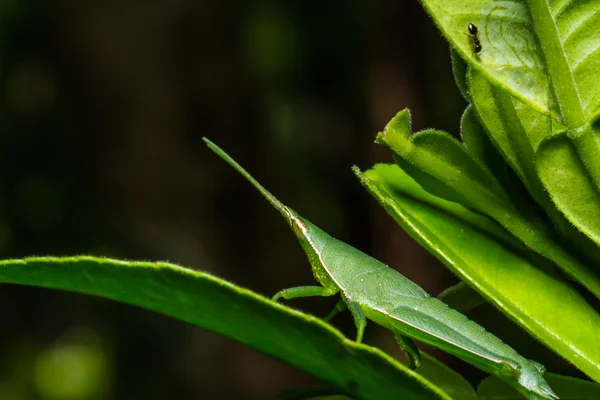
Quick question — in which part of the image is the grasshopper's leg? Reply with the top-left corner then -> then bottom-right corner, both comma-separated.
347,301 -> 367,343
272,285 -> 337,302
394,332 -> 421,369
323,299 -> 347,322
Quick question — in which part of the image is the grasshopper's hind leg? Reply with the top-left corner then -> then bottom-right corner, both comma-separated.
394,333 -> 421,369
272,285 -> 338,302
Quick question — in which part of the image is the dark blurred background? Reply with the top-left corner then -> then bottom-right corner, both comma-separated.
0,1 -> 483,399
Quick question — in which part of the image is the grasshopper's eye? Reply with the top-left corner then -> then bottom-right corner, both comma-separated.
292,218 -> 308,237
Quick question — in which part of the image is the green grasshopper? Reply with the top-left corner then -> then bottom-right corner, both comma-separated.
204,138 -> 557,400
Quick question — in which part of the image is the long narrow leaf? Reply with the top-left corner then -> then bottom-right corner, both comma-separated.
0,256 -> 449,400
479,374 -> 600,400
377,110 -> 600,299
356,163 -> 600,382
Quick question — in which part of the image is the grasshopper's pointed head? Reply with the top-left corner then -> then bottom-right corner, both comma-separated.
285,208 -> 337,288
288,210 -> 331,252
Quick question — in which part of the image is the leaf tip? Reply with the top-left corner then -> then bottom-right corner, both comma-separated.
386,109 -> 412,140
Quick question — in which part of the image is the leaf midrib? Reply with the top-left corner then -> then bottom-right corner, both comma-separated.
527,0 -> 587,129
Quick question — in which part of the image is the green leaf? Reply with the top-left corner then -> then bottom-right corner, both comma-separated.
376,109 -> 512,209
377,110 -> 600,299
478,374 -> 600,400
423,0 -> 600,213
356,163 -> 600,382
0,256 -> 449,400
536,132 -> 600,249
416,352 -> 478,400
277,354 -> 479,400
422,0 -> 600,124
527,0 -> 600,127
437,282 -> 486,315
524,0 -> 600,234
460,104 -> 505,175
418,0 -> 554,116
459,104 -> 528,209
451,48 -> 469,102
469,68 -> 600,265
468,68 -> 549,201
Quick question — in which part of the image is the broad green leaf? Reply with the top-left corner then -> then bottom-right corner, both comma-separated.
478,374 -> 600,400
424,0 -> 600,209
527,0 -> 600,126
416,352 -> 478,400
518,0 -> 600,230
537,132 -> 600,249
438,282 -> 486,315
460,105 -> 506,176
276,353 -> 478,400
524,0 -> 600,235
459,104 -> 531,212
356,163 -> 600,382
469,68 -> 549,201
0,256 -> 449,400
377,109 -> 512,209
419,0 -> 553,116
378,110 -> 600,299
469,68 -> 600,265
422,0 -> 600,123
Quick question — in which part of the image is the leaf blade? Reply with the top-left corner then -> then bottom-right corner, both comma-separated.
438,282 -> 486,315
378,110 -> 600,300
478,373 -> 600,400
419,0 -> 553,116
417,352 -> 478,400
469,69 -> 600,264
527,0 -> 600,126
356,163 -> 600,382
0,256 -> 449,400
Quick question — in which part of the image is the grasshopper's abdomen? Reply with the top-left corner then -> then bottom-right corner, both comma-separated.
319,238 -> 524,372
317,233 -> 528,377
386,297 -> 522,369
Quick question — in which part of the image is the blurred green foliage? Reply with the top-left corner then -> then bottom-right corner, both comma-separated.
33,329 -> 109,400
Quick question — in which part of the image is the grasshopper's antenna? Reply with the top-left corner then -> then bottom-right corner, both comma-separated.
203,138 -> 293,220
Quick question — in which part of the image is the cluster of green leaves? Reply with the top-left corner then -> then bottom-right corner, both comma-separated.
356,0 -> 600,397
1,0 -> 600,399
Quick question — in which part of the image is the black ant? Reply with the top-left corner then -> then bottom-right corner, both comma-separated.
468,23 -> 482,54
